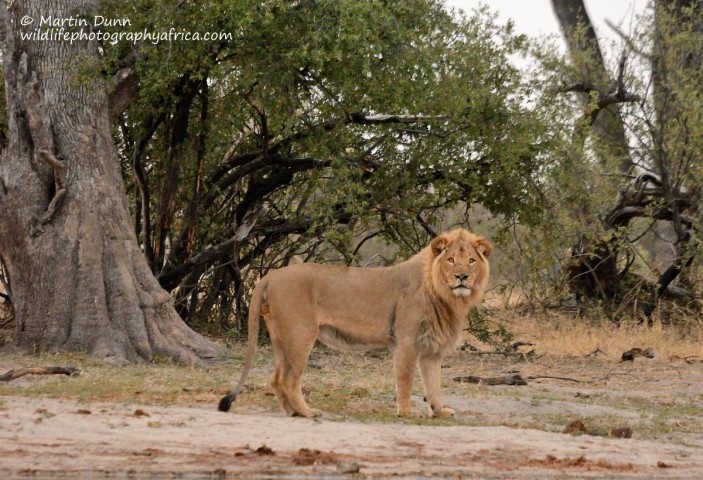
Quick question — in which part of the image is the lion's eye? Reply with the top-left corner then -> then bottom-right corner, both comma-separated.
447,257 -> 455,264
469,258 -> 476,264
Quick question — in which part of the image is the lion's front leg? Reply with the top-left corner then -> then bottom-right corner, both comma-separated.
393,346 -> 418,417
418,353 -> 454,418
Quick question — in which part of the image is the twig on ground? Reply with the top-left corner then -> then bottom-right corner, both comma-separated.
598,371 -> 633,382
454,374 -> 582,385
527,375 -> 581,383
586,347 -> 606,357
453,374 -> 528,385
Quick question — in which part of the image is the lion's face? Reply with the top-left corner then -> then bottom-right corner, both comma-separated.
430,231 -> 492,300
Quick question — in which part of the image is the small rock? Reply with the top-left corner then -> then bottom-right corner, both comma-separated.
609,427 -> 632,439
337,461 -> 360,474
255,445 -> 275,455
564,420 -> 588,435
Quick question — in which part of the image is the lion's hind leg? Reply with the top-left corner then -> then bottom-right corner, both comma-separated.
267,318 -> 320,418
270,342 -> 296,416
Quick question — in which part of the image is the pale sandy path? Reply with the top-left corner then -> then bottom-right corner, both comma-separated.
1,395 -> 702,478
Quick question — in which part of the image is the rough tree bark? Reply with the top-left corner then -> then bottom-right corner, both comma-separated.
0,0 -> 222,364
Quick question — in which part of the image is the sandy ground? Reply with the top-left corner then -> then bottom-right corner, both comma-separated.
2,347 -> 703,478
1,394 -> 702,479
2,351 -> 703,479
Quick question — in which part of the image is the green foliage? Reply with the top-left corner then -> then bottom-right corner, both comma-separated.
96,0 -> 558,330
466,308 -> 514,351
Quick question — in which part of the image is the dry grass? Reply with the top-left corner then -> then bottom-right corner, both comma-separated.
1,309 -> 703,435
480,308 -> 703,360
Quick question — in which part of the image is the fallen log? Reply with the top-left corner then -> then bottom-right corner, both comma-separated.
0,366 -> 80,382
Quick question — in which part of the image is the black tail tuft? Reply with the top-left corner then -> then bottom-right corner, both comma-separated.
218,394 -> 235,412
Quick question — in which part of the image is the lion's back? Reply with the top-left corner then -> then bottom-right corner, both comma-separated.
260,260 -> 424,325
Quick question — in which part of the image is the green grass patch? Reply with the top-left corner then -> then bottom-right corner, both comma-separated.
0,351 -> 243,406
0,349 -> 491,426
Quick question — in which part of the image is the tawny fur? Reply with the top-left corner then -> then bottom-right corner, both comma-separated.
219,228 -> 492,418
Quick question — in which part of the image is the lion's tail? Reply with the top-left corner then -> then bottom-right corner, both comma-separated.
218,278 -> 267,412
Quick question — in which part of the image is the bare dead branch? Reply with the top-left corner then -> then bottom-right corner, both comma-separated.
605,19 -> 652,60
595,89 -> 641,111
557,82 -> 592,94
234,205 -> 263,243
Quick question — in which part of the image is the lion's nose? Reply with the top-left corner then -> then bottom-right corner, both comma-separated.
455,273 -> 469,282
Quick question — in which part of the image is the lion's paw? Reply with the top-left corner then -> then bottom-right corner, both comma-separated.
440,407 -> 455,418
397,407 -> 414,418
292,408 -> 322,418
430,406 -> 455,418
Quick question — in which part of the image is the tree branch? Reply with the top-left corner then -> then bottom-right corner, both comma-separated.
630,273 -> 695,302
159,217 -> 312,290
346,112 -> 451,125
108,67 -> 138,120
416,214 -> 438,238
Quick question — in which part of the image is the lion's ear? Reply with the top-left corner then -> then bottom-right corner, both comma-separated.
474,237 -> 493,258
430,235 -> 449,257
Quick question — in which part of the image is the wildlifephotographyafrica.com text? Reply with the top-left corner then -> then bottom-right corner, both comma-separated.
20,15 -> 232,45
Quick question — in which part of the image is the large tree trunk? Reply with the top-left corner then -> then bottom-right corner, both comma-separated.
0,0 -> 222,365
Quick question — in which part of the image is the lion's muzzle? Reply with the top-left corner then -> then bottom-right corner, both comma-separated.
451,282 -> 473,297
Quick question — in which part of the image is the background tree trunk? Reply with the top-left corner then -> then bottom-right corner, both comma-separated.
552,0 -> 631,303
551,0 -> 633,173
0,0 -> 222,364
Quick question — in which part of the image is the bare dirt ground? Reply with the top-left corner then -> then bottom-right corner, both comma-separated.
1,350 -> 703,479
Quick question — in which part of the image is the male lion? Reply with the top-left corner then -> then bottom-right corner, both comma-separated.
218,228 -> 492,418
